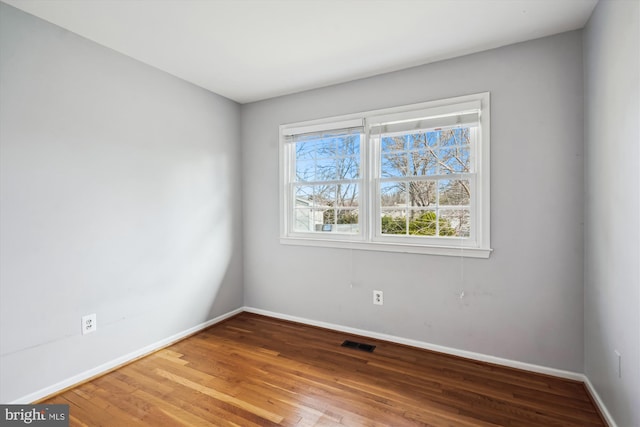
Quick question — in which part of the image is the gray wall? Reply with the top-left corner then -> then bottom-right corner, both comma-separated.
242,31 -> 585,372
7,1 -> 637,416
0,4 -> 243,403
584,1 -> 640,426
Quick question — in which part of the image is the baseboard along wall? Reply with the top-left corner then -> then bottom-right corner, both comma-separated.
9,306 -> 616,426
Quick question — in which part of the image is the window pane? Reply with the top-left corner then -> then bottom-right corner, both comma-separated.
293,208 -> 314,232
295,160 -> 315,182
322,208 -> 336,226
320,209 -> 358,234
408,210 -> 438,236
439,129 -> 459,146
438,127 -> 471,146
313,140 -> 337,159
313,158 -> 335,181
408,132 -> 433,149
337,156 -> 359,179
439,146 -> 471,173
294,185 -> 339,209
438,180 -> 470,206
439,209 -> 470,237
426,131 -> 440,147
314,185 -> 335,208
336,209 -> 359,233
409,149 -> 438,176
381,182 -> 406,207
454,128 -> 471,145
294,186 -> 314,204
381,136 -> 406,152
337,134 -> 360,155
336,183 -> 359,207
381,152 -> 408,177
381,211 -> 407,235
337,209 -> 358,224
407,180 -> 437,207
295,139 -> 322,161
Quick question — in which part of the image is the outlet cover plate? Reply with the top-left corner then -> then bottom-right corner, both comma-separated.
82,313 -> 97,335
373,290 -> 383,305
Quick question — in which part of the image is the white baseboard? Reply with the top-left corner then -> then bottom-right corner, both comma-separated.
243,306 -> 584,381
10,307 -> 243,404
583,376 -> 618,427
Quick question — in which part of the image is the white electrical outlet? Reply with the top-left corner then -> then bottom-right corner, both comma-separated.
373,290 -> 383,305
82,313 -> 97,335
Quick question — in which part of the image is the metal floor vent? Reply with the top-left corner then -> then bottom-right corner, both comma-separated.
341,340 -> 376,353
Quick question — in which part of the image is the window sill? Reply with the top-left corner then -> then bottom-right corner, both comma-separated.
280,237 -> 492,258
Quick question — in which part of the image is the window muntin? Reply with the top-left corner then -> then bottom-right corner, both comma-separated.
280,93 -> 491,258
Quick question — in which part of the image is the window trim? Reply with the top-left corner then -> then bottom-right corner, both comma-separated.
279,92 -> 492,258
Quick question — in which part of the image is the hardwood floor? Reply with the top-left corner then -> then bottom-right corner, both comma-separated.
44,312 -> 605,426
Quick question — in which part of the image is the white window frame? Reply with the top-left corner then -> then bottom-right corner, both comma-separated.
279,92 -> 492,258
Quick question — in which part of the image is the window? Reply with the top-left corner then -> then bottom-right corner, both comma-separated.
280,93 -> 491,258
285,121 -> 363,236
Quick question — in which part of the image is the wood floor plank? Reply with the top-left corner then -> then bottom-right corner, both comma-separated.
42,312 -> 606,426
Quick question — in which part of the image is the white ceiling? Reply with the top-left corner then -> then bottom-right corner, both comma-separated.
3,0 -> 598,104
